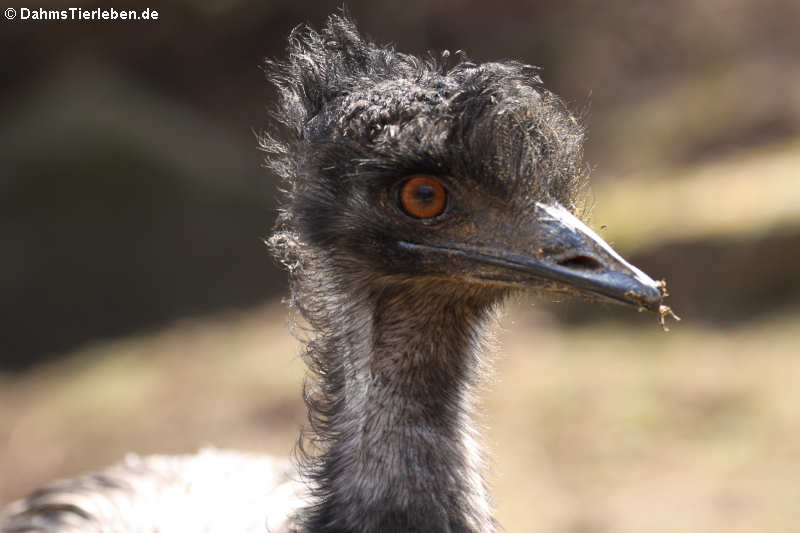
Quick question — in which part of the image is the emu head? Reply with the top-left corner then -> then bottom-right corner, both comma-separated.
266,14 -> 664,312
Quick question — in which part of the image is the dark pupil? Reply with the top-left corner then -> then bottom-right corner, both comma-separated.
413,184 -> 436,204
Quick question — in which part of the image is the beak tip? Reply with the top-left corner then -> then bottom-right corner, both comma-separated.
634,283 -> 664,312
600,270 -> 663,311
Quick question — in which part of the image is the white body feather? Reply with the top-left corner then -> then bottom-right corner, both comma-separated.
1,449 -> 303,533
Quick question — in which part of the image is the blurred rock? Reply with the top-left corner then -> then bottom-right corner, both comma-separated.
0,72 -> 282,370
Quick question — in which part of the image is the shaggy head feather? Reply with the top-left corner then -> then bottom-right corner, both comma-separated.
263,13 -> 588,283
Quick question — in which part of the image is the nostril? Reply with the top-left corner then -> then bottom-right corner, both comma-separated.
557,254 -> 603,271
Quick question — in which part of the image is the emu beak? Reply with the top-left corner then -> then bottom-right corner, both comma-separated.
512,202 -> 665,311
401,202 -> 667,312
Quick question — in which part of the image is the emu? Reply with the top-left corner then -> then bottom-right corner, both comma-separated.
1,13 -> 674,533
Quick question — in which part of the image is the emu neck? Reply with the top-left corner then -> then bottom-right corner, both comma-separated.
300,280 -> 500,533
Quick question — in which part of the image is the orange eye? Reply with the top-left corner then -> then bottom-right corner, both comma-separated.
399,176 -> 447,219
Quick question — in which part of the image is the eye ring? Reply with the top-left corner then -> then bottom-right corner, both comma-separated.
398,176 -> 447,219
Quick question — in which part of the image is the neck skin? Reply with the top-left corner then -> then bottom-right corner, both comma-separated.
294,276 -> 502,533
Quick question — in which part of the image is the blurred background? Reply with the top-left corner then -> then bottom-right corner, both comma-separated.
1,1 -> 799,531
